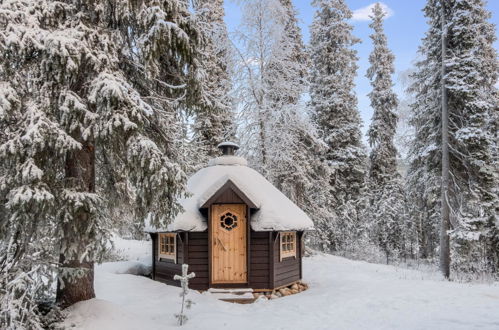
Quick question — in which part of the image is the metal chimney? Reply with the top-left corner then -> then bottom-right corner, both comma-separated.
217,142 -> 239,156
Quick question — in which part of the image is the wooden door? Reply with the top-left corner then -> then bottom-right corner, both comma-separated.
211,204 -> 247,284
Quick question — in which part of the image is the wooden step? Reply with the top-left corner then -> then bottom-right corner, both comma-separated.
208,288 -> 256,304
208,288 -> 253,294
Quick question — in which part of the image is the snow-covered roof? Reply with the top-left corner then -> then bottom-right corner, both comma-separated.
146,155 -> 314,232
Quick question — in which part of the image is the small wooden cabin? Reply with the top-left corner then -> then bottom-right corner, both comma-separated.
146,142 -> 314,291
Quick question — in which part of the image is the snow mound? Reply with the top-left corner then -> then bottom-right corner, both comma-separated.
146,156 -> 314,232
62,299 -> 149,330
97,261 -> 151,276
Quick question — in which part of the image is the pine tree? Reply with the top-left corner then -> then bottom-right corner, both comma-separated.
365,3 -> 405,263
193,0 -> 235,160
0,0 -> 202,326
408,0 -> 498,276
309,0 -> 368,252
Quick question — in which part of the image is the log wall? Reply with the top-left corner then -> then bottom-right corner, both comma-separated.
272,231 -> 303,288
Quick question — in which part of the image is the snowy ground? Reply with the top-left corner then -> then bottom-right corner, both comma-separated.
63,240 -> 499,330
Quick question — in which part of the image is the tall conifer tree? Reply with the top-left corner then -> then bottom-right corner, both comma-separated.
309,0 -> 368,251
0,0 -> 203,326
408,0 -> 498,275
366,3 -> 405,262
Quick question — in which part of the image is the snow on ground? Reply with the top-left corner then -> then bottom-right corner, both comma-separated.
64,241 -> 499,330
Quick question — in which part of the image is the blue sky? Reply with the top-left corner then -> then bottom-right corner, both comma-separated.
224,0 -> 499,136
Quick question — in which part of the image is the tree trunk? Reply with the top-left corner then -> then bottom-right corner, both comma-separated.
440,1 -> 451,279
57,141 -> 96,308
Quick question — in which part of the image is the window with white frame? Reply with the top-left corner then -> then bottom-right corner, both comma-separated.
158,233 -> 176,262
280,231 -> 296,261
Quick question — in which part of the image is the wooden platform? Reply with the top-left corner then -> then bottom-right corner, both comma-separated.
207,288 -> 256,304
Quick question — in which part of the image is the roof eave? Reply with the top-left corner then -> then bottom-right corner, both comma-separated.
199,179 -> 259,209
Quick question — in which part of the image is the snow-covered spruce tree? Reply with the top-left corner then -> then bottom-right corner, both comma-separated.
407,0 -> 444,261
192,0 -> 235,161
365,3 -> 405,263
0,0 -> 201,326
261,0 -> 310,194
408,0 -> 498,275
309,0 -> 368,252
444,0 -> 499,275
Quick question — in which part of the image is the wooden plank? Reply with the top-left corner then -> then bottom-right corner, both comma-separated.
275,263 -> 298,275
189,232 -> 208,238
251,250 -> 269,257
246,205 -> 250,287
185,232 -> 189,266
188,258 -> 208,265
151,233 -> 156,280
189,245 -> 208,252
250,269 -> 270,277
250,263 -> 269,270
188,239 -> 208,246
275,275 -> 300,288
251,244 -> 269,251
188,264 -> 209,272
276,268 -> 300,279
276,257 -> 298,267
251,257 -> 269,264
269,232 -> 275,289
276,269 -> 300,285
299,231 -> 303,280
208,205 -> 212,286
275,258 -> 299,268
249,275 -> 268,283
188,251 -> 208,259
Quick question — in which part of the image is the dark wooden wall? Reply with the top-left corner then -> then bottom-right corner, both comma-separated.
272,231 -> 303,288
151,230 -> 304,290
249,231 -> 271,289
186,232 -> 209,290
211,187 -> 244,204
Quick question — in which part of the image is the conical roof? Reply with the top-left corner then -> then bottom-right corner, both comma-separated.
146,155 -> 314,232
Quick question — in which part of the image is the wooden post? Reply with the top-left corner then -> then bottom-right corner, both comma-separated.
440,0 -> 451,279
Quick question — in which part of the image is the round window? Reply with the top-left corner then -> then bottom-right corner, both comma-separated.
220,212 -> 238,231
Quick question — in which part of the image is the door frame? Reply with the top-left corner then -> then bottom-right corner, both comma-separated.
208,203 -> 250,287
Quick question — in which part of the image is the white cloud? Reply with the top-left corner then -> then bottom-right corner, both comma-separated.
352,2 -> 394,22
